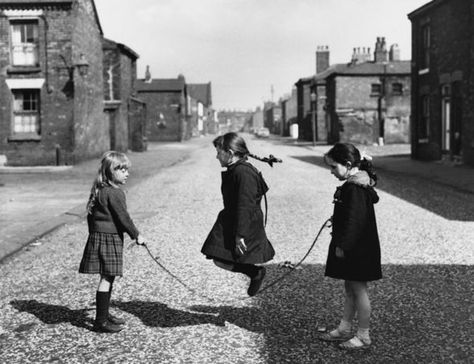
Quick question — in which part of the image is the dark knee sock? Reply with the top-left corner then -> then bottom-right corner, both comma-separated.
95,291 -> 109,324
232,263 -> 259,278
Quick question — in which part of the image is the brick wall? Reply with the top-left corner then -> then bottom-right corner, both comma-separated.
334,75 -> 410,144
0,0 -> 108,165
71,0 -> 108,162
411,0 -> 474,164
138,91 -> 185,141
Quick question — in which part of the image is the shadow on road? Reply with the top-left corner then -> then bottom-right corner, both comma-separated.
191,262 -> 472,363
10,299 -> 92,330
291,155 -> 474,221
113,300 -> 225,328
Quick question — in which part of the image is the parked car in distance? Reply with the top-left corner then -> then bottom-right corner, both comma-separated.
255,127 -> 270,138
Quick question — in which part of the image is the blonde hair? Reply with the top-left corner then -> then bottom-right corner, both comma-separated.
86,151 -> 131,214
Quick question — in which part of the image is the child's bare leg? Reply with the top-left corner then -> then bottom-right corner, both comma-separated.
342,280 -> 356,324
351,281 -> 371,329
345,280 -> 371,346
320,281 -> 354,341
97,275 -> 113,292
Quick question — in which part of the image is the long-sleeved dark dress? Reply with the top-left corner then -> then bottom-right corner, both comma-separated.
325,172 -> 382,282
201,159 -> 275,264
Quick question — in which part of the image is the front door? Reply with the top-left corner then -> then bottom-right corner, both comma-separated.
441,98 -> 451,151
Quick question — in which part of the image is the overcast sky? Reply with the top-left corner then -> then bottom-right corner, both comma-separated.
95,0 -> 429,111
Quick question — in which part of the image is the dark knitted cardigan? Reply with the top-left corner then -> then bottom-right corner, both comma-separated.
87,186 -> 139,240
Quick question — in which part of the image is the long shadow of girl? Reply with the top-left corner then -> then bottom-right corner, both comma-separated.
10,299 -> 92,330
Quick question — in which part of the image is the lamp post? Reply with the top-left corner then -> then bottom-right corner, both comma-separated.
310,91 -> 317,146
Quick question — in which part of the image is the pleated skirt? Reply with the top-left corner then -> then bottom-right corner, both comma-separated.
79,232 -> 124,276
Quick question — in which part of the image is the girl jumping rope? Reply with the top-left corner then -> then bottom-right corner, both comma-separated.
79,151 -> 146,333
201,132 -> 278,296
320,143 -> 382,350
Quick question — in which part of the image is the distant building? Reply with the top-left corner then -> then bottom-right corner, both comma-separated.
187,82 -> 215,135
296,39 -> 411,145
136,69 -> 189,142
102,38 -> 147,152
280,87 -> 297,137
250,107 -> 264,131
0,0 -> 108,165
408,0 -> 474,166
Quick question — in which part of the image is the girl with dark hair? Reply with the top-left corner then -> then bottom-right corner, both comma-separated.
319,143 -> 381,350
201,132 -> 276,296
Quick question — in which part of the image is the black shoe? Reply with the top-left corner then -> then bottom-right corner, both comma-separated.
247,267 -> 266,296
108,314 -> 126,325
93,320 -> 123,333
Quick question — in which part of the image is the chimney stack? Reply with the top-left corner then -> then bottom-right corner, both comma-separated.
389,44 -> 401,61
144,65 -> 152,83
316,45 -> 330,74
374,37 -> 388,63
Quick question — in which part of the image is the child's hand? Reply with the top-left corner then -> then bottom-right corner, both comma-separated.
136,235 -> 146,246
234,237 -> 247,257
335,247 -> 345,258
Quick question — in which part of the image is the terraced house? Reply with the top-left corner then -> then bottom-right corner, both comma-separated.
408,0 -> 474,166
296,38 -> 411,146
0,0 -> 107,166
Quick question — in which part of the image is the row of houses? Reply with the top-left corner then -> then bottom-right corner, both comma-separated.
0,0 -> 215,166
253,0 -> 474,167
255,37 -> 411,148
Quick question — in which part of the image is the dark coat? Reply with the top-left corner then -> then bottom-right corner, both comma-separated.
325,176 -> 382,282
201,159 -> 275,264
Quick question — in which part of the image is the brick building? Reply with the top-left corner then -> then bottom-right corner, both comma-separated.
280,87 -> 297,137
296,39 -> 411,145
187,82 -> 214,135
102,38 -> 146,152
136,69 -> 189,142
408,0 -> 474,166
0,0 -> 108,166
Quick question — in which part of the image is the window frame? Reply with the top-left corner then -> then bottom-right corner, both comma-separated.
9,19 -> 40,67
392,82 -> 403,95
370,83 -> 382,96
419,23 -> 430,73
10,88 -> 41,140
418,95 -> 430,142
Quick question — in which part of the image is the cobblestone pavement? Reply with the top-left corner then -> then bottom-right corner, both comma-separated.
0,135 -> 472,363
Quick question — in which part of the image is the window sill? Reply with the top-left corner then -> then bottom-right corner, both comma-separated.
7,66 -> 41,74
8,134 -> 41,142
418,68 -> 429,75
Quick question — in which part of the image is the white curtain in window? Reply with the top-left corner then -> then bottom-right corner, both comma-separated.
11,23 -> 38,66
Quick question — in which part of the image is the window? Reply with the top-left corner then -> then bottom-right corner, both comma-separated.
10,20 -> 39,66
12,89 -> 40,135
392,83 -> 403,95
420,24 -> 430,70
371,83 -> 382,96
419,95 -> 430,140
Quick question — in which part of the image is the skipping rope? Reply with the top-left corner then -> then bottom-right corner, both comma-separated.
137,217 -> 332,303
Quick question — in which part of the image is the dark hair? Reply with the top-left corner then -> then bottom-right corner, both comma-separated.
324,143 -> 377,184
213,132 -> 281,166
213,132 -> 249,157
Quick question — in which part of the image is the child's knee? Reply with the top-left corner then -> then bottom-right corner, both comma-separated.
213,259 -> 234,271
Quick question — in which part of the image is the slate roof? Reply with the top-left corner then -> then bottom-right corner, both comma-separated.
0,0 -> 103,34
408,0 -> 445,19
136,78 -> 186,92
0,0 -> 72,4
103,38 -> 139,60
187,83 -> 212,106
314,60 -> 410,82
